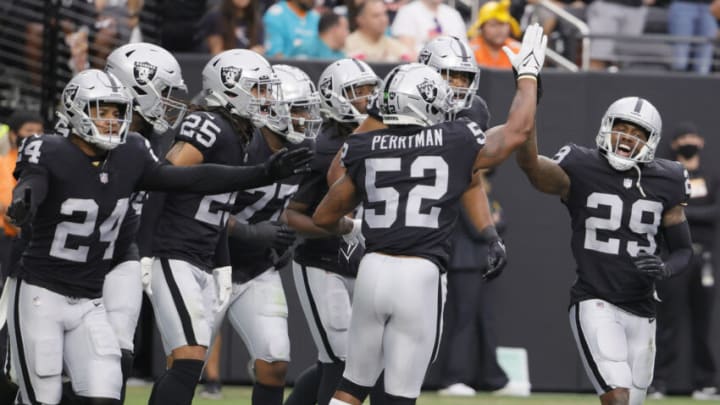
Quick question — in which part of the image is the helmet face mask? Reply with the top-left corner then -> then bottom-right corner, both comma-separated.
202,49 -> 282,128
595,97 -> 662,171
418,36 -> 480,114
105,43 -> 188,133
318,59 -> 381,123
61,69 -> 133,150
267,64 -> 323,143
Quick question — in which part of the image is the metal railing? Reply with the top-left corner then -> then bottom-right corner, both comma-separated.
536,0 -> 591,71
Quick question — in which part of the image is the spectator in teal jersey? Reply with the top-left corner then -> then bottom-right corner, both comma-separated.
297,11 -> 349,59
263,0 -> 321,57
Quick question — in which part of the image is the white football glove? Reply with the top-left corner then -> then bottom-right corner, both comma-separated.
342,218 -> 365,248
212,266 -> 233,312
140,257 -> 153,297
502,23 -> 547,79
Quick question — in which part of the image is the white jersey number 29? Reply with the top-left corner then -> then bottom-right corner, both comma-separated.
584,192 -> 663,256
364,155 -> 448,229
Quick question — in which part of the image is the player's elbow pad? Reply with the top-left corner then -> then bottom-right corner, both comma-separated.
663,220 -> 693,277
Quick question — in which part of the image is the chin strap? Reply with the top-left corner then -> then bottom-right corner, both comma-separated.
633,164 -> 647,198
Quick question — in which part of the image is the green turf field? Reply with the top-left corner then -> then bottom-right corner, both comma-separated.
124,385 -> 717,404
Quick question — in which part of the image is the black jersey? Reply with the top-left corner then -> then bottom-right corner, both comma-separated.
292,122 -> 351,274
556,144 -> 690,317
229,130 -> 308,283
14,133 -> 160,298
152,111 -> 247,271
685,168 -> 719,249
456,95 -> 491,131
341,120 -> 485,271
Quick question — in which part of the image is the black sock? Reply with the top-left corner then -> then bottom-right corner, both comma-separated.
120,349 -> 134,403
284,363 -> 320,405
384,393 -> 415,405
318,362 -> 344,405
60,379 -> 77,405
75,397 -> 120,405
253,382 -> 284,405
369,372 -> 387,405
148,358 -> 204,405
0,374 -> 18,405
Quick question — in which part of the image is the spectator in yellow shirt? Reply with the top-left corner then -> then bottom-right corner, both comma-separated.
468,0 -> 522,69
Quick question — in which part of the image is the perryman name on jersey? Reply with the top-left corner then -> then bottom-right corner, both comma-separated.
370,128 -> 445,151
341,120 -> 486,271
555,143 -> 690,317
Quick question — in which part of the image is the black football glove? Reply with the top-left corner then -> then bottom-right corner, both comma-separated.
264,147 -> 313,180
483,238 -> 507,281
250,221 -> 297,251
6,188 -> 32,227
632,252 -> 671,280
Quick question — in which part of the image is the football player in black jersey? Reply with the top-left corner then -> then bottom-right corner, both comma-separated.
515,97 -> 693,405
284,58 -> 382,405
146,50 -> 313,405
200,64 -> 321,405
5,69 -> 311,405
102,42 -> 189,402
313,23 -> 545,405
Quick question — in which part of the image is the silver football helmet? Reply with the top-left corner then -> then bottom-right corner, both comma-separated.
418,36 -> 479,113
105,42 -> 187,133
202,49 -> 282,128
317,58 -> 381,123
380,63 -> 453,127
60,69 -> 132,150
596,97 -> 662,171
268,65 -> 322,144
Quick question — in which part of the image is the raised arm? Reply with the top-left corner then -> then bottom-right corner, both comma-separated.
474,23 -> 547,169
515,127 -> 571,199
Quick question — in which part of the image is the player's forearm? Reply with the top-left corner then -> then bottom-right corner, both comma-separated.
285,208 -> 334,238
313,215 -> 354,236
662,220 -> 693,277
503,78 -> 538,149
140,163 -> 274,193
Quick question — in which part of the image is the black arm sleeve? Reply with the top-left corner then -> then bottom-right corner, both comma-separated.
663,220 -> 694,277
138,162 -> 273,193
12,165 -> 49,218
214,226 -> 230,268
137,191 -> 166,258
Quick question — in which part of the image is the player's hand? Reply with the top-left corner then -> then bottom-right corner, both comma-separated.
264,147 -> 313,179
7,188 -> 32,227
341,218 -> 365,248
633,252 -> 671,280
502,23 -> 547,79
212,266 -> 233,311
252,221 -> 297,251
140,257 -> 154,297
483,238 -> 507,281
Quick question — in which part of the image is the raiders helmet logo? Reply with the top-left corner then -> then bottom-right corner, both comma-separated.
220,66 -> 242,89
416,79 -> 437,103
63,84 -> 79,109
319,76 -> 332,100
418,49 -> 432,65
133,61 -> 157,85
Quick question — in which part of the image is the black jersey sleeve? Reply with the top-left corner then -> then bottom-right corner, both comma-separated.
174,111 -> 225,160
12,136 -> 51,220
138,162 -> 272,193
292,170 -> 326,205
669,162 -> 691,208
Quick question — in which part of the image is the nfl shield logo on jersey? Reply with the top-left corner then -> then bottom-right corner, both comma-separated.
99,172 -> 109,184
623,178 -> 632,189
133,61 -> 158,85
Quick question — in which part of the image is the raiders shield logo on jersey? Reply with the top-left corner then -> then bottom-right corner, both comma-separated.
416,79 -> 437,103
221,66 -> 242,89
133,61 -> 157,85
63,84 -> 79,109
